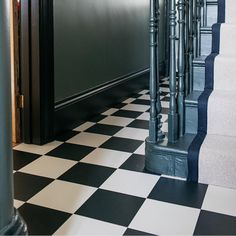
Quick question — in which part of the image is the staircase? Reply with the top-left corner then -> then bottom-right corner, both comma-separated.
146,0 -> 236,189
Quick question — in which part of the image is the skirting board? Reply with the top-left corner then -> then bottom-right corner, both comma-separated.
54,61 -> 166,135
54,68 -> 151,135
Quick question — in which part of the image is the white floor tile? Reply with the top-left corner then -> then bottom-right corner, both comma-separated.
161,87 -> 169,92
80,148 -> 131,168
98,116 -> 134,127
121,104 -> 149,112
137,112 -> 150,121
129,199 -> 200,235
122,98 -> 136,104
54,215 -> 126,236
13,141 -> 63,155
73,122 -> 95,132
202,185 -> 236,217
14,200 -> 24,209
28,180 -> 97,214
114,127 -> 149,141
161,101 -> 169,108
138,95 -> 150,100
101,169 -> 159,198
161,114 -> 168,122
162,122 -> 168,133
138,90 -> 149,95
67,132 -> 111,147
101,108 -> 118,116
19,155 -> 77,179
134,142 -> 145,155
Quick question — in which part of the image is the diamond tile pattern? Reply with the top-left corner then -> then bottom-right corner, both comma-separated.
13,80 -> 236,235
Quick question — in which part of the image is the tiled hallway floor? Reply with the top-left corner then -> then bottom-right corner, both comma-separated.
13,79 -> 236,235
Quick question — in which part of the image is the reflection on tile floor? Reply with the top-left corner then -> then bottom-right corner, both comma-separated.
13,78 -> 236,235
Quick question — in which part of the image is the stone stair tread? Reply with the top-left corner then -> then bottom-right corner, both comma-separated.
185,90 -> 202,106
193,55 -> 207,65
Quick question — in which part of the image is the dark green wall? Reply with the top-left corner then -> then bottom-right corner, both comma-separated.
54,0 -> 165,102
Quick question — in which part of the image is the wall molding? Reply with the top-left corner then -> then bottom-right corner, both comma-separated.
54,69 -> 150,135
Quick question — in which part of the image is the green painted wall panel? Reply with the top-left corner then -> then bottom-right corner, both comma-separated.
54,0 -> 165,102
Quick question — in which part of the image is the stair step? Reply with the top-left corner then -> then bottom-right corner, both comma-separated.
206,0 -> 218,27
185,91 -> 202,134
201,27 -> 212,56
193,55 -> 207,91
199,133 -> 236,189
145,134 -> 195,178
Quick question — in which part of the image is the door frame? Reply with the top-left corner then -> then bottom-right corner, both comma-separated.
20,0 -> 54,145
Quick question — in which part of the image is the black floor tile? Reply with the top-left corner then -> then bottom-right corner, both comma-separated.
14,172 -> 53,201
13,150 -> 41,171
86,123 -> 122,136
89,114 -> 107,122
46,143 -> 95,161
128,120 -> 149,129
160,92 -> 169,96
194,210 -> 236,235
100,137 -> 143,153
112,103 -> 126,109
119,154 -> 146,173
76,189 -> 145,227
148,177 -> 208,209
130,93 -> 143,98
112,110 -> 143,119
124,228 -> 155,235
131,99 -> 150,106
161,96 -> 170,102
161,107 -> 169,114
59,162 -> 115,187
18,203 -> 71,235
55,130 -> 80,142
161,84 -> 169,88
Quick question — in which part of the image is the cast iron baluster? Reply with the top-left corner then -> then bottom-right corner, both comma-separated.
193,0 -> 197,58
165,0 -> 170,77
177,0 -> 185,137
149,0 -> 165,143
189,0 -> 194,92
203,0 -> 207,26
168,0 -> 178,143
197,0 -> 202,56
185,0 -> 190,96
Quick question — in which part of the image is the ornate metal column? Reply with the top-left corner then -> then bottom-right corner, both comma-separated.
177,0 -> 185,137
0,1 -> 27,235
165,0 -> 170,77
203,0 -> 207,27
196,0 -> 202,56
193,0 -> 197,58
185,0 -> 190,96
149,0 -> 165,143
189,0 -> 194,93
168,0 -> 178,143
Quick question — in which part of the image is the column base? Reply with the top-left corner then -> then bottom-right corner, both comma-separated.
0,209 -> 27,235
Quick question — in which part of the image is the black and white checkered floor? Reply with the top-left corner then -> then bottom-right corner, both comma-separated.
13,79 -> 236,235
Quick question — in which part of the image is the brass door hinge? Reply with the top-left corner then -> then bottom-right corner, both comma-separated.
16,95 -> 24,108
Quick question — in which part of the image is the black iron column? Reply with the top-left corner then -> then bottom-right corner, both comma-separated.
0,1 -> 27,235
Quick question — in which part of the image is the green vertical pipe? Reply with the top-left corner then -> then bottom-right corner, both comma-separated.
0,1 -> 27,234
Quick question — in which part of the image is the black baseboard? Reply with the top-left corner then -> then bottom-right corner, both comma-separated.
54,69 -> 150,135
